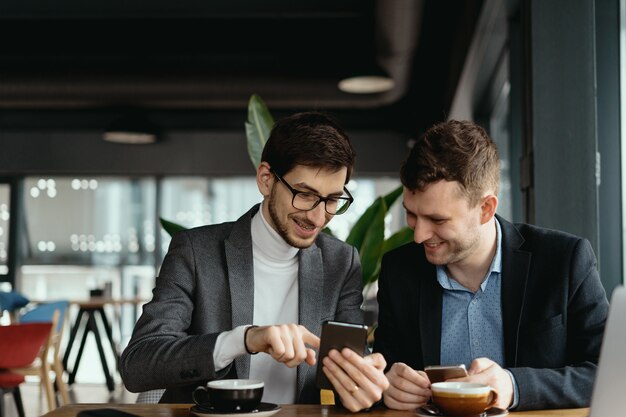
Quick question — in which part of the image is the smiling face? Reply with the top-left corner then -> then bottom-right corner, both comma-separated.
257,163 -> 348,249
403,180 -> 495,267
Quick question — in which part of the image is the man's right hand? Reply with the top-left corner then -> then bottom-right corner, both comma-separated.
383,362 -> 431,410
245,324 -> 320,368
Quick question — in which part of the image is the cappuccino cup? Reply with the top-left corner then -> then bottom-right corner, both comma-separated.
431,382 -> 498,417
193,379 -> 264,412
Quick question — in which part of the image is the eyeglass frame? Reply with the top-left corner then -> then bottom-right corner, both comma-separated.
270,169 -> 354,215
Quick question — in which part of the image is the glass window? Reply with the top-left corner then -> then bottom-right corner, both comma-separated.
619,0 -> 626,283
159,176 -> 406,259
489,80 -> 513,221
0,184 -> 9,276
20,176 -> 157,319
15,174 -> 407,383
20,175 -> 407,296
159,177 -> 262,259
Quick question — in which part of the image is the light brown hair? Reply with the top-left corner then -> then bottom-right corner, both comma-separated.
400,120 -> 500,206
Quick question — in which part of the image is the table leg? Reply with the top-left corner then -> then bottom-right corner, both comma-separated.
62,308 -> 85,372
97,307 -> 120,372
68,311 -> 91,385
88,312 -> 115,392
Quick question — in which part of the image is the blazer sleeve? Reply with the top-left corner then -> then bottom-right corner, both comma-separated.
120,231 -> 228,392
510,238 -> 609,410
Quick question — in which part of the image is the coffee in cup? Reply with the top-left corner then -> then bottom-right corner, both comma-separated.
193,379 -> 264,412
430,382 -> 498,417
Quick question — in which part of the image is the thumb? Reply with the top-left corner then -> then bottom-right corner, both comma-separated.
305,348 -> 317,366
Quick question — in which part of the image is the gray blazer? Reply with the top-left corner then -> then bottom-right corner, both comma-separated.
120,204 -> 364,404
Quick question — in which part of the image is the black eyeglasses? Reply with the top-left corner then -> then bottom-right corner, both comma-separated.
271,169 -> 353,215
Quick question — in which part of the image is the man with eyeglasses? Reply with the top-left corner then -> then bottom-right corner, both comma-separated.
121,112 -> 389,411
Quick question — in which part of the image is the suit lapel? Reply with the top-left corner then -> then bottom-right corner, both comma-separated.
497,216 -> 531,367
225,206 -> 258,379
296,243 -> 323,401
419,259 -> 442,366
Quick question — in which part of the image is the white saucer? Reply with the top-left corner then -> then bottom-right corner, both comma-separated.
415,406 -> 508,417
191,403 -> 281,417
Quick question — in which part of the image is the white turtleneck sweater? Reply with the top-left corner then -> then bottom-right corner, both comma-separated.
212,204 -> 300,404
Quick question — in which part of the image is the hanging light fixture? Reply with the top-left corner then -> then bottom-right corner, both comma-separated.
103,112 -> 159,144
338,75 -> 395,94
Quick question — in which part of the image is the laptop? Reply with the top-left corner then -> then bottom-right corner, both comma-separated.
588,285 -> 626,417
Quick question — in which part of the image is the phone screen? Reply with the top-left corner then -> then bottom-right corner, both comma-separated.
315,321 -> 368,390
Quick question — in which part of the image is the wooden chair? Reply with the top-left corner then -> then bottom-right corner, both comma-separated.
0,322 -> 53,417
13,307 -> 64,411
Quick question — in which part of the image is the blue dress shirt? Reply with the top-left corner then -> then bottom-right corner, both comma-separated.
436,219 -> 519,408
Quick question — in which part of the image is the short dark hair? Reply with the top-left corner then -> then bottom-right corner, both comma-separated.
400,120 -> 500,206
261,112 -> 356,183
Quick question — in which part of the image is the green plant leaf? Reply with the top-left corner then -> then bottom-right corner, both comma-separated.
322,226 -> 334,236
358,197 -> 386,285
160,218 -> 188,237
346,185 -> 404,251
382,227 -> 414,254
345,198 -> 384,250
383,185 -> 403,209
245,94 -> 275,169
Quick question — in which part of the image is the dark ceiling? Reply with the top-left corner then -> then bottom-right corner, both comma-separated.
0,0 -> 483,137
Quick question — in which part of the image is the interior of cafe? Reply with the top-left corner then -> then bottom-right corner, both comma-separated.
0,0 -> 624,417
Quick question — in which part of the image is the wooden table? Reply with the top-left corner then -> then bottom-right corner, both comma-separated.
61,297 -> 145,392
41,404 -> 590,417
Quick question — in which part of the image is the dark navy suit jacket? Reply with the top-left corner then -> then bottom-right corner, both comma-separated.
373,215 -> 609,410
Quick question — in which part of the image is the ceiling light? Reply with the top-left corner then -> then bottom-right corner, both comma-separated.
103,113 -> 159,144
338,75 -> 395,94
103,131 -> 156,144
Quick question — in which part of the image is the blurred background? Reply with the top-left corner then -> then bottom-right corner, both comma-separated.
0,0 -> 623,414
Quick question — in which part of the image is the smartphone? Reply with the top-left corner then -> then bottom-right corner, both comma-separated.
77,409 -> 140,417
315,321 -> 368,390
424,364 -> 468,383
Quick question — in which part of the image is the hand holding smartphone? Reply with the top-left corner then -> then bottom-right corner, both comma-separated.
315,321 -> 368,390
424,364 -> 468,383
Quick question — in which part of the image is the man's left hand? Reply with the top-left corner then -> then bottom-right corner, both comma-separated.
449,357 -> 513,409
322,348 -> 390,412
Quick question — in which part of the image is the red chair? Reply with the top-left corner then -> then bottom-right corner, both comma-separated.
0,322 -> 53,417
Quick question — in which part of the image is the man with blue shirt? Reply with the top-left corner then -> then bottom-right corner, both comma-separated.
374,120 -> 609,411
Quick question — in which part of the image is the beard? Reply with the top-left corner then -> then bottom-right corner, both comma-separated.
424,226 -> 481,266
267,188 -> 321,249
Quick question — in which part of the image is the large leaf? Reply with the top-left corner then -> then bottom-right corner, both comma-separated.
383,185 -> 404,209
160,218 -> 188,237
358,197 -> 387,285
245,94 -> 275,169
345,198 -> 384,251
345,185 -> 404,251
382,227 -> 414,254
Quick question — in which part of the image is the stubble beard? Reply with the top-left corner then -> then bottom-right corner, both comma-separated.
268,188 -> 318,249
426,229 -> 481,266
